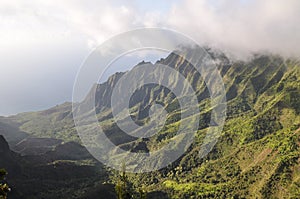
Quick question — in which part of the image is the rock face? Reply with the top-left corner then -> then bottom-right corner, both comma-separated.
0,135 -> 21,179
82,49 -> 215,114
0,135 -> 9,153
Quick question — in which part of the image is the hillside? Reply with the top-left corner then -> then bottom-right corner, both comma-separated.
0,47 -> 299,198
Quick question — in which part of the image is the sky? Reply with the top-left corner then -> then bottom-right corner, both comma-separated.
0,0 -> 300,115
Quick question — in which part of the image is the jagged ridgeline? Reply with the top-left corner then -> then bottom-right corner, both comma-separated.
75,47 -> 226,161
0,47 -> 299,198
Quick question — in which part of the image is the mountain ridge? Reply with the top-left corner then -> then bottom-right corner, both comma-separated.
0,46 -> 299,198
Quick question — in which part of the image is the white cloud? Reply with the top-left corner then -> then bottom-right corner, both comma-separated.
1,0 -> 300,57
0,0 -> 138,49
166,0 -> 300,58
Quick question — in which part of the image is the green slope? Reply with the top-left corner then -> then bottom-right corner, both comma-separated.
1,48 -> 299,198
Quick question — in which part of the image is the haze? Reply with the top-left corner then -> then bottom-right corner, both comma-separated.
0,0 -> 299,115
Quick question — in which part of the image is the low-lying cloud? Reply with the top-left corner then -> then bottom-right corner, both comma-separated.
167,0 -> 300,58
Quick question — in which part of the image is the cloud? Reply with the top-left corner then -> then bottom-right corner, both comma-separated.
166,0 -> 300,58
0,0 -> 137,49
1,0 -> 299,58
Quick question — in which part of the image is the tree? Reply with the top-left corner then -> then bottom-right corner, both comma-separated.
115,163 -> 135,199
0,169 -> 10,199
112,162 -> 148,199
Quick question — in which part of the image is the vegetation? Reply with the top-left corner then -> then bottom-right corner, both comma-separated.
0,169 -> 10,199
0,50 -> 299,198
115,163 -> 135,199
113,163 -> 147,199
